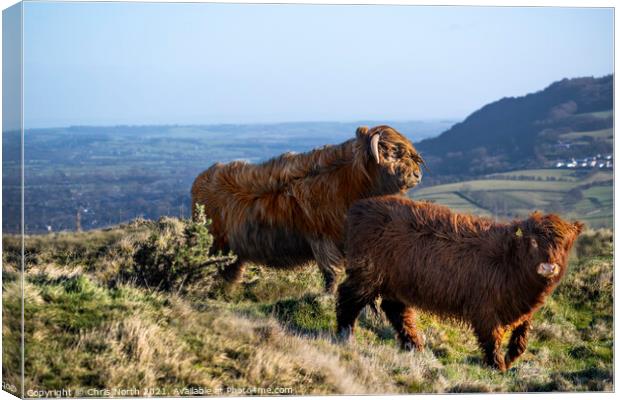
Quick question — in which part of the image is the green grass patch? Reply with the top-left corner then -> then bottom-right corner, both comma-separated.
410,169 -> 612,228
488,169 -> 579,181
560,128 -> 613,143
265,294 -> 335,335
582,110 -> 613,119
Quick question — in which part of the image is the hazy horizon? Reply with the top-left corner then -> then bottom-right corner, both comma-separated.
21,117 -> 458,131
20,3 -> 614,129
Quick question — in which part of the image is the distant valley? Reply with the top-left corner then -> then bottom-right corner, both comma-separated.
2,76 -> 613,233
2,120 -> 454,233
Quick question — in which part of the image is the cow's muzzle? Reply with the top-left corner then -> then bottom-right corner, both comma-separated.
537,263 -> 559,278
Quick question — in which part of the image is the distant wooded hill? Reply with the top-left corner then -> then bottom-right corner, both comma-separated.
416,75 -> 613,177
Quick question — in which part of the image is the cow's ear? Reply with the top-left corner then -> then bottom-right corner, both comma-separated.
356,126 -> 370,139
357,126 -> 385,164
573,221 -> 585,235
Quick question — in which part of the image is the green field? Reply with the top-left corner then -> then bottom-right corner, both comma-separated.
554,109 -> 614,145
580,110 -> 613,119
489,169 -> 580,181
411,169 -> 613,228
560,128 -> 613,144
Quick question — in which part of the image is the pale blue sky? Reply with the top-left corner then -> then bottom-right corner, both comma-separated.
22,2 -> 613,128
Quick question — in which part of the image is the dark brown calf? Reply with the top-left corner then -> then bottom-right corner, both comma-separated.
337,196 -> 582,370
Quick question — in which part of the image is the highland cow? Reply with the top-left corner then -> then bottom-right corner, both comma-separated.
191,126 -> 424,292
337,196 -> 583,371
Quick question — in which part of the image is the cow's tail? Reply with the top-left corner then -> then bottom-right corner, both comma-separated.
190,163 -> 220,222
368,298 -> 380,315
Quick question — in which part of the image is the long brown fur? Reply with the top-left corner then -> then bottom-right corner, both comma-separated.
337,195 -> 583,370
191,126 -> 424,292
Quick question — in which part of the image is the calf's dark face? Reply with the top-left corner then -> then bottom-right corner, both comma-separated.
517,215 -> 584,284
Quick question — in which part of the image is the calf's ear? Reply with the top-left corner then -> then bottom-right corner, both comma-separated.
529,210 -> 544,220
500,227 -> 522,258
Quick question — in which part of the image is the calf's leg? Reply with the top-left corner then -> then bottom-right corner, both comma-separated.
504,319 -> 532,369
336,276 -> 372,342
381,300 -> 424,351
475,325 -> 507,372
309,239 -> 344,294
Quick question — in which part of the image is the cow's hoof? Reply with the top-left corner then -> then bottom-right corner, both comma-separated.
337,326 -> 353,343
323,283 -> 337,295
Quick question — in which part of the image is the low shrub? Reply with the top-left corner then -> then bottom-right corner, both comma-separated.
116,206 -> 236,292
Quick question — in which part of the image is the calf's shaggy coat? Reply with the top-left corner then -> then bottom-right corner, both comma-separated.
337,196 -> 583,370
191,126 -> 424,292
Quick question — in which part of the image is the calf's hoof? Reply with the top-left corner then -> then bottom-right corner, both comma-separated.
485,359 -> 507,372
400,340 -> 424,352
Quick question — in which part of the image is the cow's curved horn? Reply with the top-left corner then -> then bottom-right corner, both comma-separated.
370,134 -> 381,164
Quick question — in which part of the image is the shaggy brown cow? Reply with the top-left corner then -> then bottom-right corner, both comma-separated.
191,126 -> 424,292
337,196 -> 583,371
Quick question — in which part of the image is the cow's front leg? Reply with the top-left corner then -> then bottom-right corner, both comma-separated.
309,239 -> 344,294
